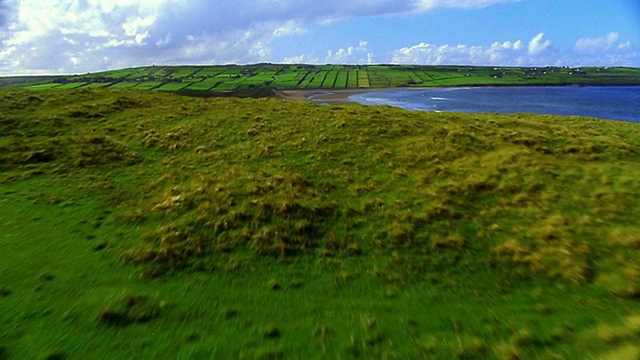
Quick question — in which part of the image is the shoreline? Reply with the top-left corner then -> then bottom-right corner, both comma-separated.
274,84 -> 640,105
275,88 -> 398,105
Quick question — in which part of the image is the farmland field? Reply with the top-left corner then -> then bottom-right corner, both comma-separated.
168,67 -> 202,78
2,65 -> 639,93
334,71 -> 348,88
357,69 -> 371,87
1,88 -> 639,358
55,82 -> 89,89
108,82 -> 140,89
83,82 -> 112,89
154,82 -> 189,91
23,83 -> 61,90
185,77 -> 219,91
212,81 -> 242,91
124,68 -> 156,80
133,82 -> 164,90
273,72 -> 300,88
297,70 -> 321,88
347,70 -> 359,87
192,68 -> 225,77
321,71 -> 339,88
307,71 -> 327,88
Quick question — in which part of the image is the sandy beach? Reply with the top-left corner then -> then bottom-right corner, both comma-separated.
275,87 -> 433,105
274,88 -> 385,105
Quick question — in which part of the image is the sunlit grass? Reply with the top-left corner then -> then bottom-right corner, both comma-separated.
1,88 -> 639,358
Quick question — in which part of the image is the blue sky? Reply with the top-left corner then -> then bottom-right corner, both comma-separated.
0,0 -> 638,75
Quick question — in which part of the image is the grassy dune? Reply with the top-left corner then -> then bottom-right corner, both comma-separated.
1,88 -> 640,359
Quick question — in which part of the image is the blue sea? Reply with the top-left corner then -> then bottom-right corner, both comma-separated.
348,86 -> 640,123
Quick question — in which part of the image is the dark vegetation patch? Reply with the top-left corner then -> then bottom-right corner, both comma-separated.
98,293 -> 164,327
173,87 -> 277,98
0,135 -> 139,172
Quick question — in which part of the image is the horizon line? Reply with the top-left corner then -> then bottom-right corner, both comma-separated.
1,63 -> 638,78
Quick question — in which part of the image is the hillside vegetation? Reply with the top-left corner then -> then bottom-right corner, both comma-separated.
2,64 -> 640,94
1,88 -> 640,359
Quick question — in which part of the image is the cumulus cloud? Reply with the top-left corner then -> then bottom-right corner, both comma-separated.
554,32 -> 640,67
392,34 -> 556,66
0,1 -> 636,75
0,0 -> 521,74
573,32 -> 620,54
273,21 -> 307,38
283,54 -> 319,64
528,32 -> 551,55
390,31 -> 638,67
284,40 -> 374,65
324,40 -> 372,64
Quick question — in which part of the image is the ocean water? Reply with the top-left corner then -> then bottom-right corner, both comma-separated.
348,86 -> 640,123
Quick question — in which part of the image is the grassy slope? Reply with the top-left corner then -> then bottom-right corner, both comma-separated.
1,88 -> 640,359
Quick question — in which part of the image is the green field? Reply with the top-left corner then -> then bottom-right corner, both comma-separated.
347,71 -> 359,88
4,65 -> 638,93
108,82 -> 140,90
184,77 -> 219,91
1,88 -> 639,358
54,82 -> 88,90
358,69 -> 371,87
167,67 -> 202,79
23,83 -> 61,90
273,72 -> 300,88
334,71 -> 348,88
133,81 -> 164,90
83,82 -> 112,89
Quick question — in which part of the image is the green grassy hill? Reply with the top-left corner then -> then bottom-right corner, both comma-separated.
2,64 -> 640,94
1,88 -> 640,359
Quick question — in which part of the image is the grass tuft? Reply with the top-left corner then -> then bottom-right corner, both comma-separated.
98,293 -> 164,327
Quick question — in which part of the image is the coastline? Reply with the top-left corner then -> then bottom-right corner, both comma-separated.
274,84 -> 640,105
274,88 -> 399,105
275,86 -> 640,122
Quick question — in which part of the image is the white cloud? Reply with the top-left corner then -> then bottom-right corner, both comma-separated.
283,54 -> 319,64
122,15 -> 156,37
273,21 -> 307,37
574,32 -> 620,54
513,40 -> 523,50
324,41 -> 370,63
155,33 -> 171,47
528,32 -> 551,55
0,0 -> 521,75
285,40 -> 374,65
618,41 -> 631,51
391,34 -> 555,66
390,31 -> 638,67
0,1 -> 636,75
553,32 -> 639,67
417,0 -> 522,11
498,40 -> 522,50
